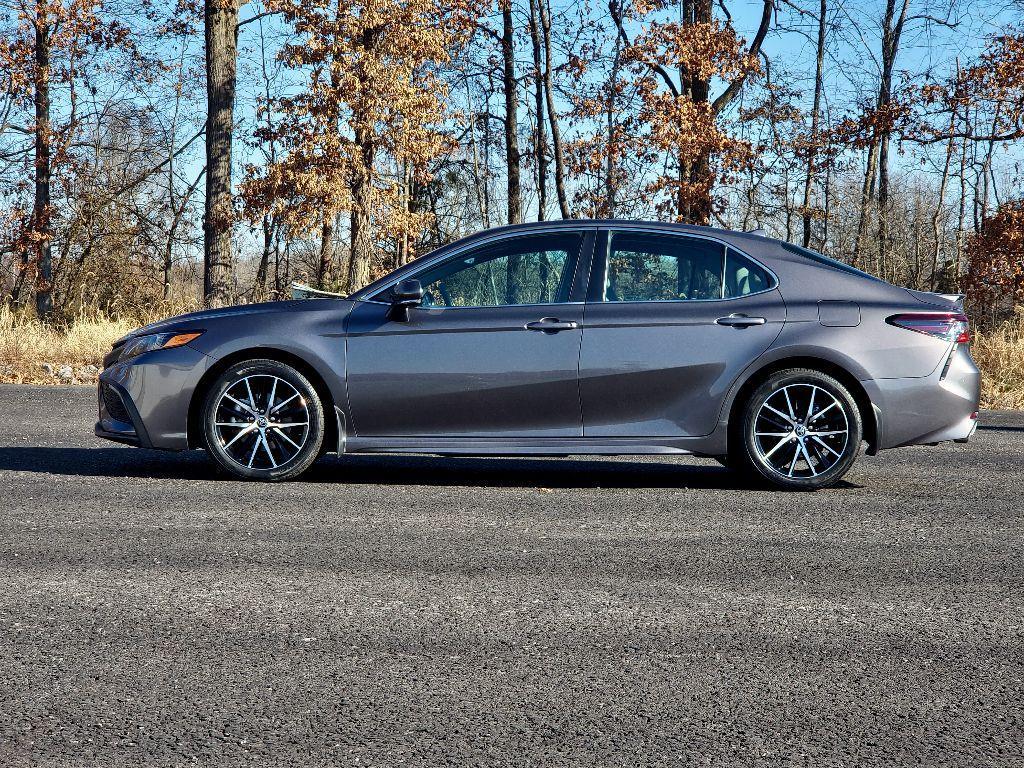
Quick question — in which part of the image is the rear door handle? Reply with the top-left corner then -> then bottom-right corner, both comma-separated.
525,318 -> 579,332
716,314 -> 767,327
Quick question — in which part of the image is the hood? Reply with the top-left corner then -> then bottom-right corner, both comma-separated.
114,300 -> 337,345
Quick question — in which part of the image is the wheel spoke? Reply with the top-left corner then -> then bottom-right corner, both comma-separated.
261,432 -> 278,468
755,431 -> 791,437
806,430 -> 846,437
806,386 -> 817,424
244,378 -> 258,411
783,387 -> 797,420
800,441 -> 818,476
271,422 -> 308,428
247,435 -> 260,468
763,403 -> 793,424
811,435 -> 841,457
809,401 -> 837,422
268,377 -> 278,414
224,393 -> 255,414
763,436 -> 791,460
271,392 -> 299,414
272,426 -> 302,449
787,444 -> 801,476
223,423 -> 257,449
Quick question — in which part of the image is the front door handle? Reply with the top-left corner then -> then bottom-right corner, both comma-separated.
716,314 -> 766,327
525,318 -> 579,332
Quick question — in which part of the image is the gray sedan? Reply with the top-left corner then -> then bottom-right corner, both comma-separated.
96,221 -> 980,489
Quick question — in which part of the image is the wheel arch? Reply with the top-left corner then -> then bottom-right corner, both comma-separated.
725,355 -> 878,454
187,347 -> 339,452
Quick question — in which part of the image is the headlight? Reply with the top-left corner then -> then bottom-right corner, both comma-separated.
120,331 -> 204,361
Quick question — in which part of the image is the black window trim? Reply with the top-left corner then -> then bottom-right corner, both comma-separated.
590,227 -> 779,305
363,227 -> 597,308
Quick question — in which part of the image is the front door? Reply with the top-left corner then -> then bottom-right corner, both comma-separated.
345,230 -> 593,438
579,229 -> 786,438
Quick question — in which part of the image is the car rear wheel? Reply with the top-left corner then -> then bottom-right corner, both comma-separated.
733,368 -> 862,490
202,359 -> 325,481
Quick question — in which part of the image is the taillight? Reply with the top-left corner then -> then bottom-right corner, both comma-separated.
887,312 -> 970,344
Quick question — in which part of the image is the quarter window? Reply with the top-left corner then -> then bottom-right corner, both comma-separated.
412,233 -> 581,308
604,233 -> 723,302
724,248 -> 773,297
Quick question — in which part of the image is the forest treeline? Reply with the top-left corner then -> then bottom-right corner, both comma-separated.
1,0 -> 1022,325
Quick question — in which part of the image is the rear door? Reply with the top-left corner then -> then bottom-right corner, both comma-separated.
345,230 -> 594,438
579,229 -> 786,438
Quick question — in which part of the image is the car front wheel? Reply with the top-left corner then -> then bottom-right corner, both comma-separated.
202,359 -> 325,481
734,368 -> 863,490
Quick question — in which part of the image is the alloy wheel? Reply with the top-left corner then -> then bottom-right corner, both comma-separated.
752,383 -> 850,480
213,374 -> 311,470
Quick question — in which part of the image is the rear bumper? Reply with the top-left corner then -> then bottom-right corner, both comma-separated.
95,345 -> 211,450
863,344 -> 981,450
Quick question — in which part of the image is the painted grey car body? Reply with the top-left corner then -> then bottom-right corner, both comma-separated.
96,220 -> 980,460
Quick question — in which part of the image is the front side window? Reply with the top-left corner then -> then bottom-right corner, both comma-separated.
604,233 -> 723,302
411,233 -> 581,308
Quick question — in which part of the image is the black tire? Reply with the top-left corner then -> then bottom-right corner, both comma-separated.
730,368 -> 862,490
202,359 -> 325,481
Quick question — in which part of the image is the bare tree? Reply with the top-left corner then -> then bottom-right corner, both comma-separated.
203,0 -> 240,307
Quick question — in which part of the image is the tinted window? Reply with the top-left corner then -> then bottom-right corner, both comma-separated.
604,233 -> 723,302
413,234 -> 581,308
724,248 -> 773,297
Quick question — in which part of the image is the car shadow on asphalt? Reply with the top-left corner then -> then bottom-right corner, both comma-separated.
0,446 -> 853,491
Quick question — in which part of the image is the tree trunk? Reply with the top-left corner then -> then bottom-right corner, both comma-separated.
605,0 -> 623,217
501,0 -> 522,225
801,0 -> 826,249
255,214 -> 273,296
33,15 -> 53,320
203,0 -> 239,308
540,0 -> 570,218
853,139 -> 878,268
347,131 -> 374,292
465,80 -> 490,228
930,100 -> 957,291
528,0 -> 547,221
317,212 -> 335,289
875,0 -> 910,278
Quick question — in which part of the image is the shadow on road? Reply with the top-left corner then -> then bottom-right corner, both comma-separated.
0,445 -> 833,490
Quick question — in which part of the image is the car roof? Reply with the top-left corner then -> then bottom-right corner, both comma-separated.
430,219 -> 770,249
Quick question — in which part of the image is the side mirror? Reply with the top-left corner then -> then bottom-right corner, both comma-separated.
389,279 -> 424,321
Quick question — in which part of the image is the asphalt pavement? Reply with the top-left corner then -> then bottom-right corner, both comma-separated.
1,385 -> 1022,767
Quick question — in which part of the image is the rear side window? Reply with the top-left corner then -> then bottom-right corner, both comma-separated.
724,249 -> 773,297
604,233 -> 723,302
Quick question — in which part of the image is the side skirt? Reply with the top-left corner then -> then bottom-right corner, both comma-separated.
342,436 -> 709,457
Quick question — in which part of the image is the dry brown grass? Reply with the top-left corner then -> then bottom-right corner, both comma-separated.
2,304 -> 1023,409
0,302 -> 196,385
973,310 -> 1024,410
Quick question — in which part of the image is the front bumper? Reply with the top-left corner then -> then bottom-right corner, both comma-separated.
862,343 -> 981,450
95,345 -> 211,451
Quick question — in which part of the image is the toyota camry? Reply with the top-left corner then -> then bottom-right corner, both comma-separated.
96,220 -> 980,489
